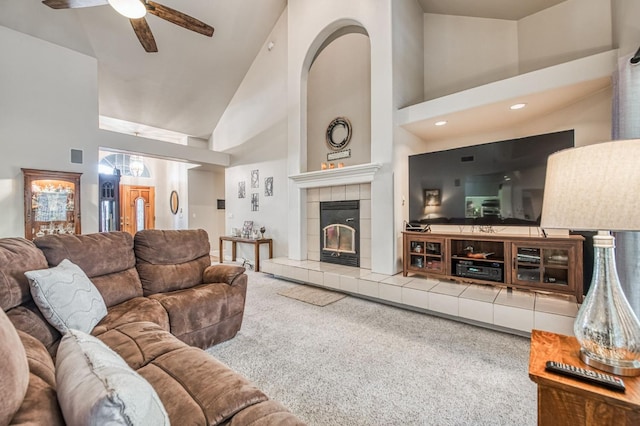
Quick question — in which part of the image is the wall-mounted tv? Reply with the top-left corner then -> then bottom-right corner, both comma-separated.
408,130 -> 575,226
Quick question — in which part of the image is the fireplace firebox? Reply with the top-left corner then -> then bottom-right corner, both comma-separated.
320,200 -> 360,267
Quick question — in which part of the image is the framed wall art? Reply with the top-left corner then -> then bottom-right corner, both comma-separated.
238,181 -> 246,198
265,177 -> 273,196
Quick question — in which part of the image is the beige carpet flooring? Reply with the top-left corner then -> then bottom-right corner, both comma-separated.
207,270 -> 536,426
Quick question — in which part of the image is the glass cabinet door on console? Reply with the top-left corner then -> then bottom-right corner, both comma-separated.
511,242 -> 577,296
22,169 -> 81,240
404,234 -> 446,275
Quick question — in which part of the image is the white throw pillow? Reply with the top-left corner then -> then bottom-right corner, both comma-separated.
56,329 -> 170,426
24,258 -> 107,334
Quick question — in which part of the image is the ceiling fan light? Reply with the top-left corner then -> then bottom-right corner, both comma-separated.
108,0 -> 146,19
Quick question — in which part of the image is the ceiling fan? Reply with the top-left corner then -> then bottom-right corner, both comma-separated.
42,0 -> 214,53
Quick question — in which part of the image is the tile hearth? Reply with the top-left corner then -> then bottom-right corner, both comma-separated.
261,257 -> 579,337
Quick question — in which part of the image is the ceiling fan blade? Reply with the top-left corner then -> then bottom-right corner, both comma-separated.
146,1 -> 214,37
130,18 -> 158,53
42,0 -> 107,9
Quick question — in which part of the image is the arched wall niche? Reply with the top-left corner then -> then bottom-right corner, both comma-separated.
306,25 -> 372,171
297,18 -> 368,173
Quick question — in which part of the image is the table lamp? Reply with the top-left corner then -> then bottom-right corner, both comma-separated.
541,139 -> 640,376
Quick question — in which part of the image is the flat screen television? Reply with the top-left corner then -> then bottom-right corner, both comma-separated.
408,130 -> 575,226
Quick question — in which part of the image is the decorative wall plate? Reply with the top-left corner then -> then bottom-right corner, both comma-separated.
326,117 -> 352,151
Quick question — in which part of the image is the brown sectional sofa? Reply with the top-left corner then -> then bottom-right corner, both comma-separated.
0,229 -> 304,425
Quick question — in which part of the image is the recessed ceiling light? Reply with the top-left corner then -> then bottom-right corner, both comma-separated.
510,103 -> 526,110
435,120 -> 447,126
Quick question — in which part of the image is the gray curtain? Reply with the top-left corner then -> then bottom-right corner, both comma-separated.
612,53 -> 640,316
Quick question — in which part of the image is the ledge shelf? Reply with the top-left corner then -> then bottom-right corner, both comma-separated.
396,50 -> 617,141
289,162 -> 382,189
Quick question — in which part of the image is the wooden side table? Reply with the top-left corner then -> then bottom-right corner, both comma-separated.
219,236 -> 273,272
529,329 -> 640,425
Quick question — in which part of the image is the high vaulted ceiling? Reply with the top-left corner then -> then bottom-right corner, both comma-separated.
1,0 -> 566,143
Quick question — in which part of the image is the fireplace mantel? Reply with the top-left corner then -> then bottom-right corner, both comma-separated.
289,162 -> 382,189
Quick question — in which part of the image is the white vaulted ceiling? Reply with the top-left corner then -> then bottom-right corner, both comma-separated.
0,0 -> 569,143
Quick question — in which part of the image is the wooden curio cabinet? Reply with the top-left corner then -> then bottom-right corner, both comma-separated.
22,169 -> 81,240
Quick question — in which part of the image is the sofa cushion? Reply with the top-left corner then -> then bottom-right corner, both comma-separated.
25,259 -> 107,334
92,297 -> 170,337
0,237 -> 49,311
10,330 -> 65,426
56,329 -> 169,426
149,281 -> 246,347
226,400 -> 306,426
6,302 -> 61,357
0,308 -> 29,425
90,267 -> 145,308
95,322 -> 186,370
134,229 -> 212,294
96,322 -> 269,426
35,232 -> 144,307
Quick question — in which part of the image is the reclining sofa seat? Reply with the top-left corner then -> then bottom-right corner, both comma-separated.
134,228 -> 248,349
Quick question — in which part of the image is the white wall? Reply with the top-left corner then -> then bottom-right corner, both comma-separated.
393,0 -> 426,271
213,10 -> 289,261
392,0 -> 424,109
188,167 -> 225,252
612,0 -> 640,58
306,33 -> 371,171
422,0 -> 613,102
518,0 -> 612,73
0,26 -> 100,238
424,14 -> 518,100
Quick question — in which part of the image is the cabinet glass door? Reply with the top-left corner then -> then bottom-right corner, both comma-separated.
542,248 -> 569,285
23,169 -> 81,240
408,238 -> 444,274
513,245 -> 570,288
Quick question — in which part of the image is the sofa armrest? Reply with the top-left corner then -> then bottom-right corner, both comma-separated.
203,265 -> 246,286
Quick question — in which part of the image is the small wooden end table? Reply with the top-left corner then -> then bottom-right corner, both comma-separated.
529,329 -> 640,425
219,236 -> 273,272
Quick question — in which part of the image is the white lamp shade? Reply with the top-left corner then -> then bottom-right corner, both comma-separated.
540,139 -> 640,231
108,0 -> 146,19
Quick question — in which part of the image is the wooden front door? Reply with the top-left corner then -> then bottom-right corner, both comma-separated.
120,185 -> 155,236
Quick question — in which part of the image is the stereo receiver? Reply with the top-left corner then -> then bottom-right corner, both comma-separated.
455,260 -> 503,282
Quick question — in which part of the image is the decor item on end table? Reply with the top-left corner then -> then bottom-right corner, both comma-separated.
541,139 -> 640,376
